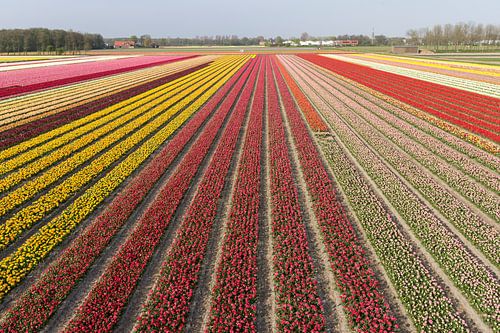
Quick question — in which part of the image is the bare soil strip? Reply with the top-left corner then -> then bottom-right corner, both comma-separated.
256,63 -> 275,332
258,63 -> 277,333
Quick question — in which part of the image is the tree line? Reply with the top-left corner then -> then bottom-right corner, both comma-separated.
109,34 -> 388,47
0,28 -> 105,54
407,23 -> 500,52
107,35 -> 268,47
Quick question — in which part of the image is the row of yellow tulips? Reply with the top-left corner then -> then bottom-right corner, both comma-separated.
0,57 -> 227,163
0,56 -> 248,252
0,57 -> 238,221
0,55 -> 250,299
0,57 -> 232,183
0,56 -> 209,114
0,57 -> 213,129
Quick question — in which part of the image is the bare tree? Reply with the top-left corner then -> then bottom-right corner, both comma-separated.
432,24 -> 443,51
406,29 -> 420,45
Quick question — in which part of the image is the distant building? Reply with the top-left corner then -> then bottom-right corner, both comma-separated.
392,45 -> 418,54
299,40 -> 359,47
283,40 -> 299,47
114,41 -> 136,49
331,40 -> 359,47
300,40 -> 321,47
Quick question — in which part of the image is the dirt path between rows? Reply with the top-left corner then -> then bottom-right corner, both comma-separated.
256,66 -> 276,333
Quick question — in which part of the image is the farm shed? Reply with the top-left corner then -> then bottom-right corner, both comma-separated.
392,45 -> 419,54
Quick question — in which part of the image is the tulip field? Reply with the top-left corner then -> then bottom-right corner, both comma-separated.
0,52 -> 497,333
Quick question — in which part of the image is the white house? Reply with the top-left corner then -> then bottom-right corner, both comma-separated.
283,40 -> 299,47
299,40 -> 321,46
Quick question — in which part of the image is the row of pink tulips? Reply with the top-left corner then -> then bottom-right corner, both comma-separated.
0,64 -> 207,149
318,134 -> 469,333
286,57 -> 498,260
0,55 -> 191,98
287,58 -> 499,331
282,57 -> 472,332
302,55 -> 500,115
299,55 -> 500,142
290,56 -> 499,192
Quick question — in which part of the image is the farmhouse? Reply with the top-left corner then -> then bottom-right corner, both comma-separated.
114,40 -> 136,49
283,40 -> 299,46
300,40 -> 321,47
332,39 -> 359,46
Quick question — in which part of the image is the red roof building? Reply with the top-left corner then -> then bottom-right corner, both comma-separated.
114,41 -> 136,49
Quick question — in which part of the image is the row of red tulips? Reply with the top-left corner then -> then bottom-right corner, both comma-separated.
0,63 -> 208,149
300,55 -> 500,142
206,58 -> 266,332
301,55 -> 500,116
0,55 -> 194,99
359,72 -> 500,122
283,56 -> 474,332
267,57 -> 326,332
134,56 -> 262,333
285,57 -> 499,256
60,58 -> 255,332
0,58 -> 252,332
282,57 -> 473,332
273,57 -> 397,333
289,56 -> 499,196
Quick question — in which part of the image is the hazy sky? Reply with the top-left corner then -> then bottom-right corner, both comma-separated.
1,0 -> 499,38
